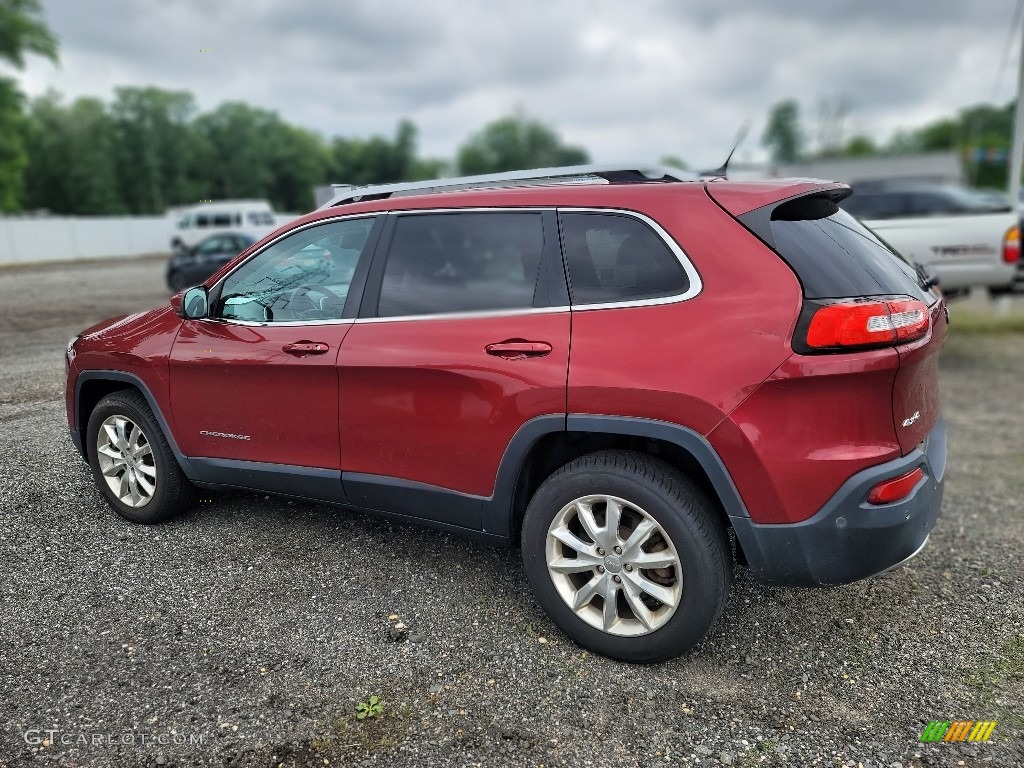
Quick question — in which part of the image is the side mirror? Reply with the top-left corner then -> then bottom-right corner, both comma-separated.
182,286 -> 209,319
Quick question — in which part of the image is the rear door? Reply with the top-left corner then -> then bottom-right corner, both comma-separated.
337,209 -> 569,531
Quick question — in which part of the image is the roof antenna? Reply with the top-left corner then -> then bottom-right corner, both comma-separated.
701,121 -> 751,180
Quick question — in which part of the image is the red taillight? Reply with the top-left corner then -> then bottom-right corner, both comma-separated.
805,298 -> 930,350
1003,225 -> 1020,264
867,467 -> 924,504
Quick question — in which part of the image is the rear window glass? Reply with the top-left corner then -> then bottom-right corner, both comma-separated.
769,197 -> 928,301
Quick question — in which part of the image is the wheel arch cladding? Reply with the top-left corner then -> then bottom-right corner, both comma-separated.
74,371 -> 193,476
488,414 -> 750,540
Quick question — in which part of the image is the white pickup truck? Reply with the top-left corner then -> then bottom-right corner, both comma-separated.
840,182 -> 1020,296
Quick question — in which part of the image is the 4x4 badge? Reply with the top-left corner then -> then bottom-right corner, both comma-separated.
902,411 -> 921,428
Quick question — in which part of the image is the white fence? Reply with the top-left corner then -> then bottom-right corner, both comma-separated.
0,214 -> 299,266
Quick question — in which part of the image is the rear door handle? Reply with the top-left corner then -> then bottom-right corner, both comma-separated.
485,340 -> 552,358
283,341 -> 330,356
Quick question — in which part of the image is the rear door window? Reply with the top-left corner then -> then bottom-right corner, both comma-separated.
559,212 -> 689,304
766,196 -> 930,301
375,212 -> 545,317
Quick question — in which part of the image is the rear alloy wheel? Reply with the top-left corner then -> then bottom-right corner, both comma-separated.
86,390 -> 195,523
522,450 -> 731,662
546,493 -> 682,636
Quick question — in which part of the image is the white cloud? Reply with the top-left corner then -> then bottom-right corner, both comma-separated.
15,0 -> 1023,167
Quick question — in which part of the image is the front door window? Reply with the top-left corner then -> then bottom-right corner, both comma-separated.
215,217 -> 377,323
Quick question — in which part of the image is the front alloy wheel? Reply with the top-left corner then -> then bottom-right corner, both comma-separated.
86,389 -> 196,523
96,415 -> 157,507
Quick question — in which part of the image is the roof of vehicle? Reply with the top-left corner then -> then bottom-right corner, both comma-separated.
299,165 -> 847,225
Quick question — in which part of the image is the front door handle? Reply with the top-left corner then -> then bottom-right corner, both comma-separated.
283,341 -> 330,356
485,340 -> 552,359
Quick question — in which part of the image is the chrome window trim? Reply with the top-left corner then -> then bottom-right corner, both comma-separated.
353,306 -> 570,325
196,317 -> 356,328
357,206 -> 702,324
209,212 -> 381,294
206,212 -> 380,328
207,206 -> 703,328
556,207 -> 703,311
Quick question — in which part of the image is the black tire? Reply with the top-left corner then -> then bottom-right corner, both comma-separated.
86,389 -> 196,523
521,450 -> 731,663
167,270 -> 188,292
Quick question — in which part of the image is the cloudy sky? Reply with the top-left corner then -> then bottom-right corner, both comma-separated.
12,0 -> 1024,168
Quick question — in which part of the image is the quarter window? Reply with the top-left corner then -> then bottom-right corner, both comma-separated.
376,212 -> 545,317
214,217 -> 376,323
559,213 -> 688,304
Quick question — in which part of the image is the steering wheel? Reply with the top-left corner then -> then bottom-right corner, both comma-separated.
284,284 -> 345,318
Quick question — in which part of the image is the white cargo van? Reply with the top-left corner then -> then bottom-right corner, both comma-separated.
171,200 -> 277,251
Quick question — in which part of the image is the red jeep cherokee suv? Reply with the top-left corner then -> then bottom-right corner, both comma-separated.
65,166 -> 947,662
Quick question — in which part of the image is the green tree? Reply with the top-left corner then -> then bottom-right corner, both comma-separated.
193,102 -> 282,203
912,117 -> 959,152
0,0 -> 57,67
456,113 -> 588,175
762,100 -> 804,164
110,86 -> 199,213
22,93 -> 123,214
408,156 -> 450,181
265,122 -> 328,212
841,135 -> 877,158
329,119 -> 422,186
0,0 -> 58,211
0,80 -> 28,210
891,101 -> 1015,188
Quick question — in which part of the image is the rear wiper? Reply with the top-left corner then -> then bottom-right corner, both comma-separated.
914,262 -> 940,290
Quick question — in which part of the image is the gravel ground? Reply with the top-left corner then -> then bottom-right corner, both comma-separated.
0,257 -> 1022,768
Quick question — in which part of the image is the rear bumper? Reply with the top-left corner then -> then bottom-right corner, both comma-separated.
730,418 -> 946,586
